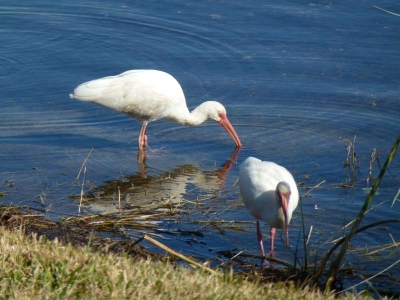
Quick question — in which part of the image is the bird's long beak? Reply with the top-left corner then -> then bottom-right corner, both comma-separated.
218,114 -> 242,147
279,192 -> 290,248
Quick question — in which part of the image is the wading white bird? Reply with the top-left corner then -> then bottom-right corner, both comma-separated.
239,157 -> 299,265
70,70 -> 242,152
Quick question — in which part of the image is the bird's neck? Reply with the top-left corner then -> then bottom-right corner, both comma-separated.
169,103 -> 210,126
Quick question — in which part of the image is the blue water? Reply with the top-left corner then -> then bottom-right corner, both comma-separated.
1,0 -> 399,294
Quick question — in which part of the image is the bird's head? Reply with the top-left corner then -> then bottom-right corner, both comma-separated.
199,101 -> 227,121
199,101 -> 242,148
277,181 -> 292,248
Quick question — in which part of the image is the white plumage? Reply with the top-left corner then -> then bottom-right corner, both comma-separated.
239,157 -> 299,265
70,70 -> 242,151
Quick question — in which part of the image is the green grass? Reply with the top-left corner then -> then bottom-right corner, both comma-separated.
0,228 -> 368,300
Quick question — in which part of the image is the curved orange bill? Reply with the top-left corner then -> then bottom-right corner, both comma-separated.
279,192 -> 290,248
218,114 -> 242,147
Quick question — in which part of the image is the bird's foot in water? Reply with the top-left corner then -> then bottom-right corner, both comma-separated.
137,149 -> 147,164
146,145 -> 168,156
260,259 -> 268,268
260,259 -> 275,269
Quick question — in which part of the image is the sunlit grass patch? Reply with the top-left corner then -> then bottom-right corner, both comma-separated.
0,227 -> 370,300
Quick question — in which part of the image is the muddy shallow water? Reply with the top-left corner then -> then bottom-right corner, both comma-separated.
1,0 -> 399,294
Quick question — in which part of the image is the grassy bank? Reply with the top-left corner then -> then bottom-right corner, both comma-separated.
0,227 -> 369,300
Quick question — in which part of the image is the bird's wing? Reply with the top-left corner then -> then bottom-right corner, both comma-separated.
72,70 -> 187,122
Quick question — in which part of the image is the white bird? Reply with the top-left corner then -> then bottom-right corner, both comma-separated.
239,157 -> 299,265
70,70 -> 242,152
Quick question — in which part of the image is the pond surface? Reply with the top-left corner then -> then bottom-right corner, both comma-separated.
1,0 -> 399,294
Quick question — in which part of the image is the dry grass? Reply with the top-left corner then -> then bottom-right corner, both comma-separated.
0,228 -> 370,300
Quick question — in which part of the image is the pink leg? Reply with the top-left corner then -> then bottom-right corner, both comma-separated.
256,221 -> 267,267
270,227 -> 276,253
143,133 -> 148,146
138,123 -> 148,150
269,227 -> 276,267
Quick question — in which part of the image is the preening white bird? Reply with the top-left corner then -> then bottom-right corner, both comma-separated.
70,70 -> 242,151
239,157 -> 299,264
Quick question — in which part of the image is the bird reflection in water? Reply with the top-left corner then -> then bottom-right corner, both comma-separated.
81,148 -> 241,215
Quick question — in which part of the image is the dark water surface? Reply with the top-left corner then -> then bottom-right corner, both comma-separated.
1,0 -> 399,294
